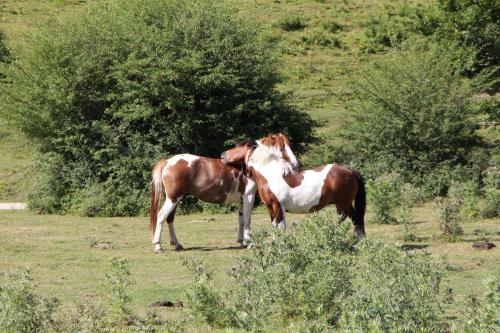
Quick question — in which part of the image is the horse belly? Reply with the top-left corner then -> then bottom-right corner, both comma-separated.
285,190 -> 322,213
283,170 -> 329,213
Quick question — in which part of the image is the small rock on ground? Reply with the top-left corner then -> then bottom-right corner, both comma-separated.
472,241 -> 496,250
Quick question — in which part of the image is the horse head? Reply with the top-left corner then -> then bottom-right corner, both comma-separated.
220,139 -> 256,166
221,134 -> 299,175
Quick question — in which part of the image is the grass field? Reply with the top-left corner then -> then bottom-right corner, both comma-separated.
0,205 -> 498,330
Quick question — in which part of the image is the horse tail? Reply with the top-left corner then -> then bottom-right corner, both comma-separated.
150,159 -> 167,236
352,169 -> 366,238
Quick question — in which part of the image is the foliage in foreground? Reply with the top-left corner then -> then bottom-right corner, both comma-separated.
0,270 -> 58,333
184,210 -> 447,332
1,0 -> 315,216
0,259 -> 184,333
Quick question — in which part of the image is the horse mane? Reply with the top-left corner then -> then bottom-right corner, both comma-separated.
249,141 -> 295,176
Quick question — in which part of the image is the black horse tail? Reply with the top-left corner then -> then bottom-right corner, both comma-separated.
352,170 -> 366,238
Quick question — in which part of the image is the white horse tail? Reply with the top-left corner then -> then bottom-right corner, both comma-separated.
150,159 -> 167,236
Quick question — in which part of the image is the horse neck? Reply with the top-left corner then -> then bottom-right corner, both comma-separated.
248,148 -> 294,177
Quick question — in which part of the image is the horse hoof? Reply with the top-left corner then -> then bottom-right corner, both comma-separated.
174,245 -> 184,251
236,239 -> 244,244
154,248 -> 164,254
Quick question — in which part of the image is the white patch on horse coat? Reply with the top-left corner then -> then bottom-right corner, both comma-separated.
164,154 -> 199,171
254,160 -> 333,213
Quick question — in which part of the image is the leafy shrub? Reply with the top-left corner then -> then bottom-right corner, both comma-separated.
52,301 -> 112,333
105,257 -> 132,322
184,210 -> 357,331
448,180 -> 480,222
478,96 -> 500,123
400,183 -> 418,241
452,271 -> 499,332
367,173 -> 404,224
0,31 -> 9,63
2,0 -> 315,216
431,0 -> 500,76
0,269 -> 58,333
278,15 -> 306,31
339,240 -> 446,332
482,165 -> 500,217
434,197 -> 463,239
183,259 -> 236,328
343,40 -> 480,186
0,30 -> 10,80
184,209 -> 448,331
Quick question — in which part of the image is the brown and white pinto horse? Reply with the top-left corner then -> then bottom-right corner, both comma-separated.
221,135 -> 366,238
150,141 -> 299,253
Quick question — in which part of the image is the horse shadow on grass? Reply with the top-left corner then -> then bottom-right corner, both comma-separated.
180,245 -> 246,252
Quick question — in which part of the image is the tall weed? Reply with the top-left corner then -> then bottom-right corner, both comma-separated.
0,269 -> 58,333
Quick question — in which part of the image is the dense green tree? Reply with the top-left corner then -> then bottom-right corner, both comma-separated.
343,41 -> 481,193
423,0 -> 499,78
2,0 -> 315,215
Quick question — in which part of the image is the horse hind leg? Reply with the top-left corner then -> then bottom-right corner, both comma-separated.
166,203 -> 184,251
338,205 -> 365,239
153,198 -> 179,253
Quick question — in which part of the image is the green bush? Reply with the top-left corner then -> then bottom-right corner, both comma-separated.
0,30 -> 10,80
434,197 -> 464,239
278,15 -> 307,31
482,165 -> 500,217
367,173 -> 404,224
339,240 -> 446,332
105,257 -> 132,322
432,0 -> 500,76
2,0 -> 315,216
184,210 -> 357,331
0,269 -> 58,333
448,180 -> 480,222
452,271 -> 499,332
52,301 -> 112,333
184,209 -> 448,331
343,40 -> 480,186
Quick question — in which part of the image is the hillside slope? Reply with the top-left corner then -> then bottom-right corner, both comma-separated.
0,0 -> 432,200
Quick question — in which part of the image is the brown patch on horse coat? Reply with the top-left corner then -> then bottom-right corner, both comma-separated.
162,157 -> 245,204
249,167 -> 283,222
283,165 -> 326,188
283,172 -> 304,188
312,164 -> 358,216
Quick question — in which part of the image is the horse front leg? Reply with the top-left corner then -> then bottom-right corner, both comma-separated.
268,200 -> 286,233
237,199 -> 244,244
242,182 -> 257,245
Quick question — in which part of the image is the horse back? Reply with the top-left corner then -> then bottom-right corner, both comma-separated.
163,154 -> 246,204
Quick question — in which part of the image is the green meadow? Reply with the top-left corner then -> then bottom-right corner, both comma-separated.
0,0 -> 498,331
